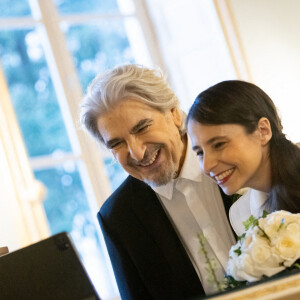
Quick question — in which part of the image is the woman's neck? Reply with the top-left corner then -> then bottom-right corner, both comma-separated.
250,149 -> 272,193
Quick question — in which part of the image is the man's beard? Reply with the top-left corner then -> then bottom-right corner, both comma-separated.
143,161 -> 177,187
127,143 -> 178,187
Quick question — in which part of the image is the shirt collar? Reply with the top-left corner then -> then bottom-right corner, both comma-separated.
153,135 -> 202,200
249,189 -> 269,217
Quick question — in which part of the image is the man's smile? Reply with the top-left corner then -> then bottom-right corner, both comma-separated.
138,149 -> 160,167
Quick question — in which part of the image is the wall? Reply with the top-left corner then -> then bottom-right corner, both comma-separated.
145,0 -> 236,113
228,0 -> 300,142
146,0 -> 300,143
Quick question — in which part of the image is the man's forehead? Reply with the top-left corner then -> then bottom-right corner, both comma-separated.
100,100 -> 161,122
113,98 -> 158,111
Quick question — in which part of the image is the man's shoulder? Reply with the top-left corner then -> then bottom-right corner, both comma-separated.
99,176 -> 155,218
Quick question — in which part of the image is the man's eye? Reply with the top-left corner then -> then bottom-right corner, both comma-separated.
137,125 -> 149,133
110,142 -> 122,149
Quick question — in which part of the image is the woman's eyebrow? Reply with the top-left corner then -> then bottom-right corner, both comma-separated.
206,136 -> 225,145
192,136 -> 225,151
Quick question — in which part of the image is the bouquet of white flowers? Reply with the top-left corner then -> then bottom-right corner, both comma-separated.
226,210 -> 300,284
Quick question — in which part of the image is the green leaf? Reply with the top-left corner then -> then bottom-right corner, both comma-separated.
237,233 -> 246,241
262,210 -> 269,218
224,275 -> 246,290
292,263 -> 300,269
234,247 -> 242,256
243,215 -> 258,231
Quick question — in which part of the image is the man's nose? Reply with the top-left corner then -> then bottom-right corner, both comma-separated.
128,139 -> 146,162
201,152 -> 217,174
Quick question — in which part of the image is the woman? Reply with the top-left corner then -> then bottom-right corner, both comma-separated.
186,80 -> 300,235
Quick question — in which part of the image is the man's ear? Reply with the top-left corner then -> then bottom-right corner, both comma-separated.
257,117 -> 272,145
171,107 -> 182,127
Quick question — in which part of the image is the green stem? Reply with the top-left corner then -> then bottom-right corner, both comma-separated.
198,233 -> 223,292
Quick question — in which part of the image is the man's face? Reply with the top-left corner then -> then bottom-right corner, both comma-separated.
97,99 -> 186,187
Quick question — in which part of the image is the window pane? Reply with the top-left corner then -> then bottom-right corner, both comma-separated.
34,163 -> 116,299
104,156 -> 128,191
63,20 -> 135,90
55,0 -> 120,15
0,29 -> 72,157
0,0 -> 31,17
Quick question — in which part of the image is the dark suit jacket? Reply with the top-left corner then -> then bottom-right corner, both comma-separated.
98,175 -> 233,300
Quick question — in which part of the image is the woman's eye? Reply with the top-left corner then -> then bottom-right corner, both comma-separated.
214,142 -> 226,149
196,150 -> 204,157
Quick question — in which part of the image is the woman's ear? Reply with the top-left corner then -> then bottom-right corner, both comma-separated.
171,107 -> 182,127
257,117 -> 272,145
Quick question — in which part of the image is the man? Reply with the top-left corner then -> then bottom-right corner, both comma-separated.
80,64 -> 236,300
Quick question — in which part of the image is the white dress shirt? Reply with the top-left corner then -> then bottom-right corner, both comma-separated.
229,189 -> 268,236
153,137 -> 236,294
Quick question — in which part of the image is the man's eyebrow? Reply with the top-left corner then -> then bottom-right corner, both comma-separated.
105,119 -> 153,148
130,118 -> 153,134
106,138 -> 123,149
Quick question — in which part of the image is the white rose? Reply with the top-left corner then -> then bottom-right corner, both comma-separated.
227,252 -> 261,282
245,232 -> 283,274
227,241 -> 250,281
276,234 -> 300,264
286,222 -> 300,235
226,211 -> 300,284
263,212 -> 300,263
259,211 -> 293,240
227,225 -> 285,281
236,254 -> 261,282
249,238 -> 271,264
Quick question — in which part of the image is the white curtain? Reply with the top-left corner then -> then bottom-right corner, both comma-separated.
0,63 -> 49,251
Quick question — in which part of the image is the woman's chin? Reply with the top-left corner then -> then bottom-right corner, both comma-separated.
220,186 -> 238,196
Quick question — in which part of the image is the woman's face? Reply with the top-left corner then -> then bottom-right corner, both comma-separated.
187,119 -> 271,194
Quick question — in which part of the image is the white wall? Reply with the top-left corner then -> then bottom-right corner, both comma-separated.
146,0 -> 300,143
228,0 -> 300,143
146,0 -> 236,113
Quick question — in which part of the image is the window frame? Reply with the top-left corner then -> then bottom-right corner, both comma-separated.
0,0 -> 165,298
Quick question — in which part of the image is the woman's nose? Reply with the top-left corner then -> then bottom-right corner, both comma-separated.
201,152 -> 217,174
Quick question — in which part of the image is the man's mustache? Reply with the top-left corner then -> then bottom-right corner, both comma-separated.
128,144 -> 163,166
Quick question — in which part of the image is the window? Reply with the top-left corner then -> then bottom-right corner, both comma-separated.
0,0 -> 155,299
0,0 -> 238,299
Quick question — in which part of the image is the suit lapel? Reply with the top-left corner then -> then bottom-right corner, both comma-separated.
129,177 -> 204,297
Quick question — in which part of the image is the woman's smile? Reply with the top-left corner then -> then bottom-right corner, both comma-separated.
211,167 -> 235,185
210,168 -> 235,185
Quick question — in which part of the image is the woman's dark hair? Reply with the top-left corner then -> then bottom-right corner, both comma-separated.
187,80 -> 300,213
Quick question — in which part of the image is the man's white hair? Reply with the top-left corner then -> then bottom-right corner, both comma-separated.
80,64 -> 186,144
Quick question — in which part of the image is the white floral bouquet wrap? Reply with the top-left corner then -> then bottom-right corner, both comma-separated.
226,210 -> 300,283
